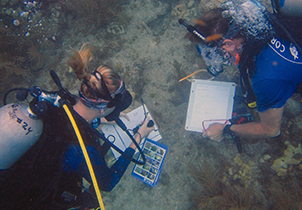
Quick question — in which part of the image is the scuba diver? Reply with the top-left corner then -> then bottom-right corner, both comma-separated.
180,0 -> 302,142
0,44 -> 154,209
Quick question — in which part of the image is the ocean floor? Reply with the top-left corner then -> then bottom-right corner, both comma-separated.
2,0 -> 302,209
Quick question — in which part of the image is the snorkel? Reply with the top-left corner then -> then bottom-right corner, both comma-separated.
178,19 -> 206,41
179,18 -> 230,76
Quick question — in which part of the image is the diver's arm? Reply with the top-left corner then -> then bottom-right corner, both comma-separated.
231,106 -> 284,137
103,117 -> 154,191
203,106 -> 284,141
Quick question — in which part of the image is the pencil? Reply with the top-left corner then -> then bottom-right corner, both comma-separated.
178,69 -> 207,82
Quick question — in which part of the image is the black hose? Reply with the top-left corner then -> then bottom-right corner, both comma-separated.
114,117 -> 146,165
2,88 -> 29,105
64,104 -> 146,165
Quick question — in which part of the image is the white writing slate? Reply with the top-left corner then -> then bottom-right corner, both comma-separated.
185,79 -> 236,133
101,105 -> 161,159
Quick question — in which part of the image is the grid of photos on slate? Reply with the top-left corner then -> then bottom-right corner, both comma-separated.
133,141 -> 166,185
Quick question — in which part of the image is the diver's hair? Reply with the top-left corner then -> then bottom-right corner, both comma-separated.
68,43 -> 92,81
200,8 -> 230,37
187,8 -> 243,43
68,44 -> 121,99
187,9 -> 228,42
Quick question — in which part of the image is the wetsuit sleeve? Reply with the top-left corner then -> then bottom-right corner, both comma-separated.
63,145 -> 135,192
252,79 -> 297,112
109,147 -> 135,177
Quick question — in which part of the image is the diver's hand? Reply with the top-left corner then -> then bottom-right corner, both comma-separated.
202,123 -> 226,142
137,116 -> 154,139
130,116 -> 154,149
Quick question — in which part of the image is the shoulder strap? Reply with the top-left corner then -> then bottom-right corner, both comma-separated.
269,13 -> 302,55
238,40 -> 267,109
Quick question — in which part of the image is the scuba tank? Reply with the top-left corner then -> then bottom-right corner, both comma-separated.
273,0 -> 302,17
0,70 -> 147,170
0,102 -> 43,169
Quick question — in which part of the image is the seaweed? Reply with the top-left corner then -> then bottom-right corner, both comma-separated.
26,45 -> 45,71
0,61 -> 33,95
189,160 -> 264,210
267,179 -> 302,210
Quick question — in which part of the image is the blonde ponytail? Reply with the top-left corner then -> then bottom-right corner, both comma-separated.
68,43 -> 92,81
69,44 -> 122,99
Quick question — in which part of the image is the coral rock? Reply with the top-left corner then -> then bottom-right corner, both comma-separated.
271,141 -> 302,177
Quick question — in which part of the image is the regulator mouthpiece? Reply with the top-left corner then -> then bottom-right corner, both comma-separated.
197,44 -> 230,77
207,66 -> 224,77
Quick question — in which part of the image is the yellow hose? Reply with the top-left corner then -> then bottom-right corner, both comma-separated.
62,104 -> 105,210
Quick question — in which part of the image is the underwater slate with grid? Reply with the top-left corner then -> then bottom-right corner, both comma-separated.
131,138 -> 168,187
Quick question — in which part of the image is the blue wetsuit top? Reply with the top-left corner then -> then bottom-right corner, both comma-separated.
63,144 -> 135,192
251,37 -> 302,112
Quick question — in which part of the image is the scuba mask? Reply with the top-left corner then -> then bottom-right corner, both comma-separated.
180,12 -> 243,76
197,21 -> 243,77
197,44 -> 231,76
179,18 -> 234,77
181,0 -> 274,77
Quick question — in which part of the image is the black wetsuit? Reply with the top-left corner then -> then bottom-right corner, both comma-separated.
0,105 -> 134,209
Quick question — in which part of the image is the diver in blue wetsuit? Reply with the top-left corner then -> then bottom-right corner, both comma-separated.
184,0 -> 302,142
0,44 -> 154,209
252,37 -> 302,112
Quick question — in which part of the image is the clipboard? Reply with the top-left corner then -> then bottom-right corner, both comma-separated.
100,105 -> 161,159
185,79 -> 236,133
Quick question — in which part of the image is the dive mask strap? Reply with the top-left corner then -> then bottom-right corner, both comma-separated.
92,70 -> 113,101
82,70 -> 126,108
83,80 -> 99,99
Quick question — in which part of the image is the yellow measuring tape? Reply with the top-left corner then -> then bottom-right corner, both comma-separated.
63,104 -> 105,210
